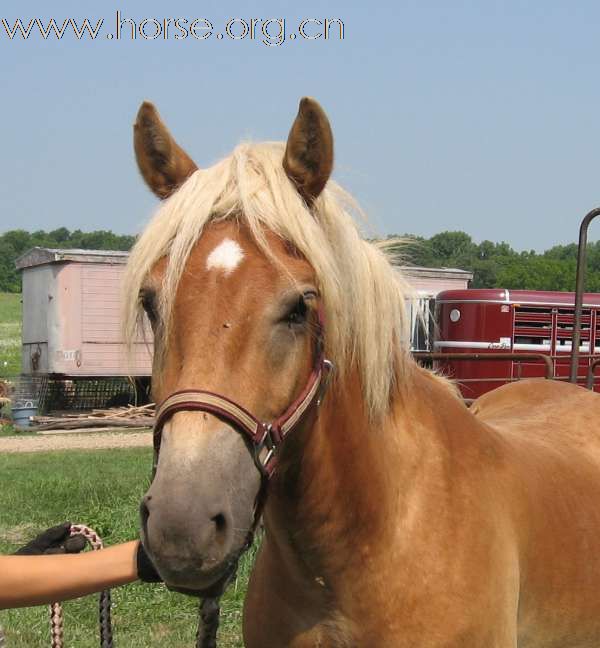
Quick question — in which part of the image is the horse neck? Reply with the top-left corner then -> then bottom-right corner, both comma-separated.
265,362 -> 465,584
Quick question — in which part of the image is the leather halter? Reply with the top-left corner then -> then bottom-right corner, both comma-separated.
152,313 -> 333,479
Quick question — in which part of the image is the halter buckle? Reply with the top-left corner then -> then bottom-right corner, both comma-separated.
254,424 -> 277,476
260,423 -> 276,449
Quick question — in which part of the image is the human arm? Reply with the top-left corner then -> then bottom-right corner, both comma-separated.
0,540 -> 140,609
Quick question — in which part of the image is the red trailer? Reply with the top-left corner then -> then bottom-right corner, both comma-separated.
434,289 -> 600,399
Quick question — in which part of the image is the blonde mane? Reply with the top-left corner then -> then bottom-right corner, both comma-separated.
123,142 -> 413,421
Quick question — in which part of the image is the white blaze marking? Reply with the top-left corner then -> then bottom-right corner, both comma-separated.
206,238 -> 244,275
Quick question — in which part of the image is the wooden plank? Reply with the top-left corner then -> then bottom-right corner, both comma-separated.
38,426 -> 150,435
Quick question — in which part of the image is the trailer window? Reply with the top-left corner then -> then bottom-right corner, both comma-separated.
514,306 -> 552,349
555,307 -> 591,352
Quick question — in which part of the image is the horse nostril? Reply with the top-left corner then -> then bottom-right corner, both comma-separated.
140,495 -> 151,532
211,513 -> 227,539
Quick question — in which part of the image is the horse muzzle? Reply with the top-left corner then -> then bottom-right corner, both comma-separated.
140,413 -> 262,589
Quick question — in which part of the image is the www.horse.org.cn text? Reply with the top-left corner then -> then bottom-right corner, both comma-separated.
0,13 -> 345,47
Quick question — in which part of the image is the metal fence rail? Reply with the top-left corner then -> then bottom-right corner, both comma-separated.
570,207 -> 600,383
587,359 -> 600,390
413,352 -> 555,380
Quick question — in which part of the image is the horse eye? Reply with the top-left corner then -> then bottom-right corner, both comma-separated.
285,295 -> 309,327
140,289 -> 157,324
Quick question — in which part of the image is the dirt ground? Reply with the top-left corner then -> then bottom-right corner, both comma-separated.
0,430 -> 152,453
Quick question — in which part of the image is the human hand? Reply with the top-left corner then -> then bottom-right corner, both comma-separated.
14,522 -> 87,555
136,542 -> 162,582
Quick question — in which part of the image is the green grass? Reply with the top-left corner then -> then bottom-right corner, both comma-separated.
0,424 -> 36,437
0,449 -> 253,647
0,292 -> 21,378
0,291 -> 20,429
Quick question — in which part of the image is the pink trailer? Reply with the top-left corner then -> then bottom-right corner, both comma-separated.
400,265 -> 474,297
16,248 -> 152,377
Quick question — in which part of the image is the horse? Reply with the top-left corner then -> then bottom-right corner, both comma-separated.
123,97 -> 600,647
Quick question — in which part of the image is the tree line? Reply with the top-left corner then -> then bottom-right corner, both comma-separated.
1,227 -> 599,293
0,228 -> 135,292
397,230 -> 600,292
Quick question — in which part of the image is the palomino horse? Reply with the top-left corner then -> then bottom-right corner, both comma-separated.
124,98 -> 600,647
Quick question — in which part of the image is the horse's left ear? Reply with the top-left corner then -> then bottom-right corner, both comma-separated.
283,97 -> 334,205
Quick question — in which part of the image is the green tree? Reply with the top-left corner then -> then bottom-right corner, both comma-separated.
429,231 -> 475,263
402,231 -> 599,291
0,228 -> 136,292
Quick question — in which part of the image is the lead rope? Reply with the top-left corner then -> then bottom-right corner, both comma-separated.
194,550 -> 247,648
0,526 -> 222,648
48,523 -> 216,648
195,598 -> 220,648
49,524 -> 113,648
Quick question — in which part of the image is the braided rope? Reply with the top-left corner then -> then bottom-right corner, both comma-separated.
49,524 -> 113,648
0,525 -> 223,647
195,598 -> 220,648
43,523 -> 226,648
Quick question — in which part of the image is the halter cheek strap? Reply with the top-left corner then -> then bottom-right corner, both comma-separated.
153,304 -> 332,480
153,357 -> 332,478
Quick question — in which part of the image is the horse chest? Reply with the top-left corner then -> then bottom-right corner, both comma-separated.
288,626 -> 353,648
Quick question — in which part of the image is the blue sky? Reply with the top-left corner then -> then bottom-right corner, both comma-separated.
1,1 -> 600,250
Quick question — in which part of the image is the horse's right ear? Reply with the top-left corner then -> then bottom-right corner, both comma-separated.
133,102 -> 198,200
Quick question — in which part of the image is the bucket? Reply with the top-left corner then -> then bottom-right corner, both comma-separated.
12,401 -> 38,428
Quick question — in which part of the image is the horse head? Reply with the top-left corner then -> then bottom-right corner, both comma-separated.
127,98 -> 337,593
